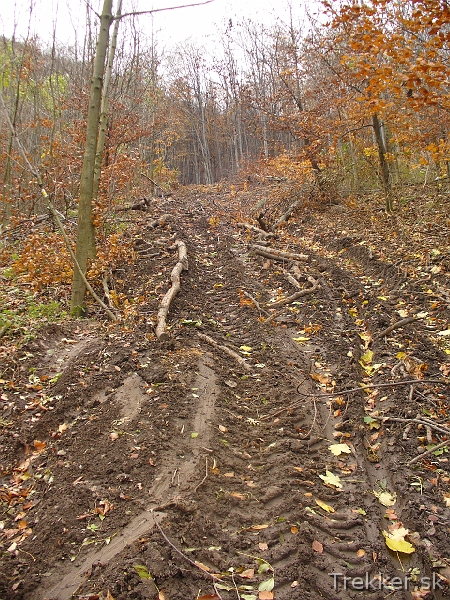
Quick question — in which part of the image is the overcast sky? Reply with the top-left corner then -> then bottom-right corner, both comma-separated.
1,0 -> 316,49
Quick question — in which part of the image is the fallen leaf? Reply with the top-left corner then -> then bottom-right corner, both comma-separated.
230,492 -> 245,500
258,593 -> 273,600
133,565 -> 152,579
218,425 -> 228,432
311,372 -> 330,384
191,432 -> 199,438
248,524 -> 269,531
312,540 -> 323,553
291,525 -> 299,534
329,443 -> 351,456
383,529 -> 415,554
374,490 -> 397,507
240,569 -> 255,579
356,549 -> 366,558
258,577 -> 275,592
319,470 -> 342,489
224,472 -> 235,478
315,499 -> 335,513
33,440 -> 46,453
293,336 -> 310,343
259,542 -> 268,551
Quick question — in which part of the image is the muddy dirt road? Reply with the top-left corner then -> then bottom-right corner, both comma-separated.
1,188 -> 449,599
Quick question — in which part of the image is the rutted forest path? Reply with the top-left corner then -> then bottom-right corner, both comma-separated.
1,186 -> 450,600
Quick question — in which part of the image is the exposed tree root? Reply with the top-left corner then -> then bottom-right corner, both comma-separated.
155,239 -> 188,341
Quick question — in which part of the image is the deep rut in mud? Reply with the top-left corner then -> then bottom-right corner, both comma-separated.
1,193 -> 449,600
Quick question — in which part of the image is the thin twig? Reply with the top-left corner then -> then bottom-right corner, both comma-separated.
377,316 -> 422,339
408,440 -> 449,466
296,379 -> 447,397
242,291 -> 270,317
194,457 -> 209,493
262,379 -> 448,422
152,513 -> 225,591
383,417 -> 450,437
300,398 -> 318,439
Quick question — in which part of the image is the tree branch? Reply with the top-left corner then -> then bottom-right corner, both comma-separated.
116,0 -> 215,20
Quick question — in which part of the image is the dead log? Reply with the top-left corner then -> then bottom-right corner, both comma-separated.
197,332 -> 251,371
273,199 -> 303,229
237,222 -> 274,238
155,240 -> 188,341
268,276 -> 320,308
251,245 -> 309,262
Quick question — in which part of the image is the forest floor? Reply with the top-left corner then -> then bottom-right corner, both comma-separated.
1,182 -> 450,600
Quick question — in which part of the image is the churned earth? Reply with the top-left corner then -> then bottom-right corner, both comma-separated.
1,184 -> 450,600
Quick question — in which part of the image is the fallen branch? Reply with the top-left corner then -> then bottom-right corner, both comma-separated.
155,240 -> 188,341
282,268 -> 302,290
273,199 -> 303,230
407,440 -> 449,466
268,276 -> 319,308
237,222 -> 274,238
102,276 -> 114,307
242,291 -> 271,317
197,332 -> 251,371
377,316 -> 422,339
295,378 -> 447,397
383,416 -> 450,438
140,172 -> 167,197
251,244 -> 309,262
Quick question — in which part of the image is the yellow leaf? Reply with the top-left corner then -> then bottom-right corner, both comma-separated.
293,336 -> 310,343
383,531 -> 415,554
359,350 -> 373,365
315,499 -> 335,513
240,345 -> 252,352
319,470 -> 342,489
328,443 -> 351,456
374,490 -> 397,507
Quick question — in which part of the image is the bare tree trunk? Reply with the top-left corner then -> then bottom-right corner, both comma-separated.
92,0 -> 123,203
71,0 -> 114,316
372,113 -> 392,211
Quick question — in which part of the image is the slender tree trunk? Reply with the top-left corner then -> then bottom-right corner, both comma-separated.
71,0 -> 114,316
92,0 -> 122,203
372,113 -> 392,210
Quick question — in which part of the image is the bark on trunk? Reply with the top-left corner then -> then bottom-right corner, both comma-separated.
71,0 -> 114,316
